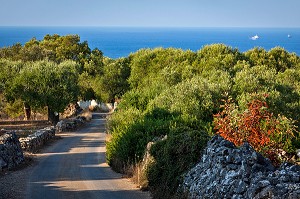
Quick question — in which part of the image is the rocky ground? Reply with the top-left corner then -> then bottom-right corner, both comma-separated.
0,136 -> 61,199
0,153 -> 35,199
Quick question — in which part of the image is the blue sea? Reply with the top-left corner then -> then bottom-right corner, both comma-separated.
0,27 -> 299,59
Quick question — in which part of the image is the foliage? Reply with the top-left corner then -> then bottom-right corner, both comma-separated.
214,96 -> 298,164
0,35 -> 92,63
5,60 -> 80,123
192,44 -> 244,76
106,45 -> 300,198
82,48 -> 104,76
106,107 -> 176,173
148,128 -> 209,199
78,72 -> 96,100
273,69 -> 300,124
0,43 -> 23,61
128,48 -> 196,89
0,35 -> 105,101
147,77 -> 213,129
3,99 -> 24,119
0,59 -> 24,93
244,47 -> 270,67
244,46 -> 300,72
268,47 -> 300,72
233,65 -> 276,95
39,34 -> 91,63
94,58 -> 130,103
232,64 -> 300,129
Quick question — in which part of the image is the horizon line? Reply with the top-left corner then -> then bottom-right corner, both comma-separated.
1,25 -> 300,29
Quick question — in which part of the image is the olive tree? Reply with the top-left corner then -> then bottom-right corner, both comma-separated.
7,60 -> 80,124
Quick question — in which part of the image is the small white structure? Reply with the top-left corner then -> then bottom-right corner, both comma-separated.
77,100 -> 114,112
77,100 -> 100,109
77,101 -> 92,109
251,34 -> 259,40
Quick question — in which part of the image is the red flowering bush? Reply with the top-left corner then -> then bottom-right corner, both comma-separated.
214,95 -> 297,165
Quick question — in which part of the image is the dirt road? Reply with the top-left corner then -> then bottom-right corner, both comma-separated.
26,113 -> 151,199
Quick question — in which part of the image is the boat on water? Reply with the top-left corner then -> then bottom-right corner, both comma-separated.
288,34 -> 292,38
251,34 -> 259,40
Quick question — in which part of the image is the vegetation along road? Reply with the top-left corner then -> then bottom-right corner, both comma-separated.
26,113 -> 151,199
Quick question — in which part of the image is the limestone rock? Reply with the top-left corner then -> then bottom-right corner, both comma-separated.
19,127 -> 55,152
55,116 -> 86,133
0,132 -> 24,170
182,135 -> 300,199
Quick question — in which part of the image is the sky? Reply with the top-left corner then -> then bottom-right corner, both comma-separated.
0,0 -> 300,27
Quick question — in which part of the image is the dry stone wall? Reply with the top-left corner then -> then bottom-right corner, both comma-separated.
0,127 -> 56,170
55,116 -> 86,133
0,116 -> 88,171
182,135 -> 300,199
0,132 -> 24,171
19,127 -> 55,152
20,116 -> 87,152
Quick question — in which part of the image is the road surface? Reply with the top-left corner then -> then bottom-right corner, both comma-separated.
26,113 -> 151,199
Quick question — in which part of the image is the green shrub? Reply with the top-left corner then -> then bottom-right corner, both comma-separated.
106,107 -> 142,172
3,98 -> 24,119
148,73 -> 231,127
147,128 -> 210,199
107,107 -> 141,133
106,107 -> 177,173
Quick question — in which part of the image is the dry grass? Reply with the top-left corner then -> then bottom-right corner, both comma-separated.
105,133 -> 112,143
131,162 -> 149,190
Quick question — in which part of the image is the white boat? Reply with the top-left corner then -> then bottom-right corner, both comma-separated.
251,34 -> 259,40
288,34 -> 292,38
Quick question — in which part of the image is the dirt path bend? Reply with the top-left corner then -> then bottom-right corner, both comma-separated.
26,113 -> 151,199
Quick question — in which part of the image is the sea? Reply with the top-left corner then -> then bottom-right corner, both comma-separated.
0,27 -> 299,59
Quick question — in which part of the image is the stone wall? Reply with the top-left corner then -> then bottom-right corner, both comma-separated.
0,116 -> 89,171
19,116 -> 87,152
19,127 -> 55,152
182,135 -> 300,199
55,116 -> 85,133
0,132 -> 24,171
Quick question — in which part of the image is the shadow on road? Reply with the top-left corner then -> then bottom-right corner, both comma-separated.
26,113 -> 151,199
29,184 -> 148,199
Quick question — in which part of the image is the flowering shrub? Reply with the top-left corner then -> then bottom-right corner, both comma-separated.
214,96 -> 297,164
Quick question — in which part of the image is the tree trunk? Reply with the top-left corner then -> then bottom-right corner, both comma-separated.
24,103 -> 31,120
48,107 -> 59,125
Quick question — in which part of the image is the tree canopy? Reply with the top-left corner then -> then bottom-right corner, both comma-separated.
3,60 -> 80,123
0,34 -> 105,122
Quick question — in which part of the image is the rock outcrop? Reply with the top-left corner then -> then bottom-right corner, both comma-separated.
182,135 -> 300,199
0,132 -> 24,170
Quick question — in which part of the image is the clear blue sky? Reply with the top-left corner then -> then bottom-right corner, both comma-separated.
1,0 -> 299,27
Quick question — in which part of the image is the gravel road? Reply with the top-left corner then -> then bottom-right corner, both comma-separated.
1,113 -> 151,199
